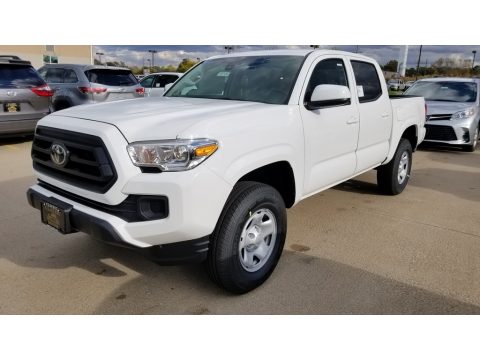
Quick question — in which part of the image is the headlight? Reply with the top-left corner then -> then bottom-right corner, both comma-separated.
127,139 -> 218,171
451,108 -> 475,120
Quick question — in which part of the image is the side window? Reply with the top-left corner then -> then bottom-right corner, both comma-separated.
306,58 -> 349,102
45,68 -> 65,83
38,67 -> 47,80
140,76 -> 155,88
153,75 -> 179,88
64,69 -> 78,83
351,61 -> 382,103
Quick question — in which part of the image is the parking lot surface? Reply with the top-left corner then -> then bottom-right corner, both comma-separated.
0,137 -> 479,314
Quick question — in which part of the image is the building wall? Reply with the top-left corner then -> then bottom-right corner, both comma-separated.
0,45 -> 92,69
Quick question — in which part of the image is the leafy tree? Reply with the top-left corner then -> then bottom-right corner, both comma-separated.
382,59 -> 398,72
177,58 -> 199,73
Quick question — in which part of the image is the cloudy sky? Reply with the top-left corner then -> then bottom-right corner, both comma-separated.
93,45 -> 479,68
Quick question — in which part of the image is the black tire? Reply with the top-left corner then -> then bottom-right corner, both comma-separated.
53,101 -> 70,112
377,138 -> 413,195
463,126 -> 478,152
206,181 -> 287,294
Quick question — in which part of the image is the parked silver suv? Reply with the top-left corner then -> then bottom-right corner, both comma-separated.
38,64 -> 144,111
405,77 -> 480,152
0,55 -> 52,136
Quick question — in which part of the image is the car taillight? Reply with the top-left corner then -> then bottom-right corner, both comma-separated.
78,87 -> 107,94
31,85 -> 54,97
136,87 -> 145,95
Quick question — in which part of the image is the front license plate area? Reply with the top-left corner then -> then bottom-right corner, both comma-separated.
41,198 -> 74,234
3,102 -> 20,112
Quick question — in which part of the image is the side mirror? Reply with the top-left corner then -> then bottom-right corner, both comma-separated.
306,84 -> 351,110
164,83 -> 173,92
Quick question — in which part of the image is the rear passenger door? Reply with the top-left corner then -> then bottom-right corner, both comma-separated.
349,59 -> 392,173
300,56 -> 360,195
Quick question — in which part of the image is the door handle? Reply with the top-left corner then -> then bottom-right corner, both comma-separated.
381,113 -> 390,119
346,117 -> 359,124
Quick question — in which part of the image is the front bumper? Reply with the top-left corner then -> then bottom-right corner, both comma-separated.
424,117 -> 479,145
27,187 -> 210,264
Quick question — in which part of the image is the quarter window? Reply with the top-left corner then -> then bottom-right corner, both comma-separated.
64,69 -> 78,83
351,61 -> 382,103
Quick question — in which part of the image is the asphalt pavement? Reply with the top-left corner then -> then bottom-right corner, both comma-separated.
0,137 -> 479,314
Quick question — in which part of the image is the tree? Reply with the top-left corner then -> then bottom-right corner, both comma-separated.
177,58 -> 199,73
382,59 -> 398,72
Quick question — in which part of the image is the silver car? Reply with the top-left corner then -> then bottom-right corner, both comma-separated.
405,77 -> 480,152
140,72 -> 183,97
0,56 -> 52,136
38,64 -> 144,111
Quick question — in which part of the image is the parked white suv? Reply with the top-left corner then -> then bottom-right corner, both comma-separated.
27,50 -> 426,293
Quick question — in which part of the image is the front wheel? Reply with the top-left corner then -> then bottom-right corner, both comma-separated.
206,181 -> 287,294
463,126 -> 478,152
377,138 -> 413,195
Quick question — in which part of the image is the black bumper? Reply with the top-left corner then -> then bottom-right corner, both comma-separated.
26,188 -> 210,265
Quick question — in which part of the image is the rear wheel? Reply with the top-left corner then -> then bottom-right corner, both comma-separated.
206,181 -> 287,294
377,138 -> 413,195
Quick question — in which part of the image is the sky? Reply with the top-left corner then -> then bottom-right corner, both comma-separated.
93,45 -> 479,69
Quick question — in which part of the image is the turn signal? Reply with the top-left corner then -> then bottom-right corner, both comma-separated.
195,143 -> 218,157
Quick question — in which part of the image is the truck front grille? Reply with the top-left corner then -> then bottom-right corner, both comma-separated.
31,126 -> 117,193
425,125 -> 457,141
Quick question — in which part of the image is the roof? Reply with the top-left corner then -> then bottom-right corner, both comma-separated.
40,63 -> 130,71
144,72 -> 184,76
417,77 -> 480,83
207,49 -> 375,62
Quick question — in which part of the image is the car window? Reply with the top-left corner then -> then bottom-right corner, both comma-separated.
305,58 -> 349,102
140,76 -> 155,88
45,68 -> 65,83
405,81 -> 477,102
64,69 -> 78,84
153,74 -> 179,88
166,55 -> 305,105
0,64 -> 45,88
84,69 -> 138,86
351,60 -> 383,103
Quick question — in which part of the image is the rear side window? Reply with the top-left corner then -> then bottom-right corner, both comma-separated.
351,61 -> 382,103
0,65 -> 45,88
45,68 -> 65,83
85,69 -> 138,86
64,69 -> 78,83
153,74 -> 179,88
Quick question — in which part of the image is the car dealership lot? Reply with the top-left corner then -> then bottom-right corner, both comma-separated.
0,138 -> 479,314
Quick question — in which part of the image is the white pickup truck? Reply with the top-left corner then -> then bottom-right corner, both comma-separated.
27,50 -> 426,293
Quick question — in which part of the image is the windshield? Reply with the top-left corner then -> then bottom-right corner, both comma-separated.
405,81 -> 477,102
164,55 -> 305,105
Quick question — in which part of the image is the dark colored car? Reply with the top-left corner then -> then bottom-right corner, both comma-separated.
38,64 -> 144,111
0,55 -> 52,136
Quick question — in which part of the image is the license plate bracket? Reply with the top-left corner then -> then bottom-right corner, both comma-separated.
3,102 -> 20,112
41,197 -> 74,234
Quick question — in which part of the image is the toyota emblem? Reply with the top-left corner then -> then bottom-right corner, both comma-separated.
50,143 -> 69,167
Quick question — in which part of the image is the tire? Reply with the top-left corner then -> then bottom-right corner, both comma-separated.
463,126 -> 478,152
377,138 -> 413,195
53,101 -> 70,112
206,181 -> 287,294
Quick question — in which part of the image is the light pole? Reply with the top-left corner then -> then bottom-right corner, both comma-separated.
224,46 -> 233,54
472,50 -> 477,69
148,50 -> 157,69
95,52 -> 104,65
146,59 -> 151,73
415,45 -> 423,80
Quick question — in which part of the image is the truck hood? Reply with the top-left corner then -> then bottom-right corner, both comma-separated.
426,101 -> 475,115
50,97 -> 272,142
